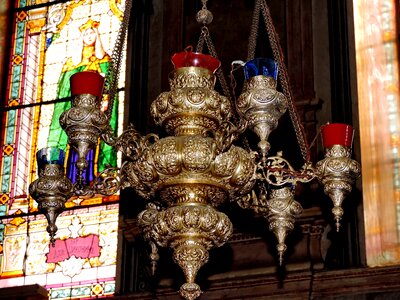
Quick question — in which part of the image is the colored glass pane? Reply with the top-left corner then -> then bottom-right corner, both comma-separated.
0,206 -> 6,217
18,0 -> 27,8
1,156 -> 11,193
0,223 -> 4,241
5,110 -> 16,144
14,37 -> 24,55
0,204 -> 119,293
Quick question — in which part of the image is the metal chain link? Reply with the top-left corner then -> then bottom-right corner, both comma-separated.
203,28 -> 232,103
195,0 -> 237,121
196,26 -> 236,123
196,26 -> 206,53
257,0 -> 310,162
103,0 -> 133,121
247,0 -> 261,61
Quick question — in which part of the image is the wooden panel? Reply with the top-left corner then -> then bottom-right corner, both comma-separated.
285,0 -> 315,101
161,0 -> 184,91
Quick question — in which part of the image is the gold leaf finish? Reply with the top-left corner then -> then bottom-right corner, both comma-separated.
128,66 -> 254,299
151,67 -> 232,136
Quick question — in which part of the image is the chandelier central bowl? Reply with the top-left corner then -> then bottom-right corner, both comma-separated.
151,66 -> 232,136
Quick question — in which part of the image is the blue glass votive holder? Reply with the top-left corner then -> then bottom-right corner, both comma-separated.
244,58 -> 278,80
36,147 -> 65,170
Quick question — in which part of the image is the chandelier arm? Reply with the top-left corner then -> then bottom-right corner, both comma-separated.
113,125 -> 158,162
72,182 -> 95,198
260,0 -> 310,163
214,119 -> 249,154
258,155 -> 316,187
100,124 -> 118,146
92,166 -> 122,196
103,0 -> 133,121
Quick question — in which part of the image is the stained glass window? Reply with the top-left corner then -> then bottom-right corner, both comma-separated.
353,0 -> 400,266
0,0 -> 127,298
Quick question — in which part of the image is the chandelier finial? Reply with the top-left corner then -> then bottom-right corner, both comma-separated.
196,0 -> 213,25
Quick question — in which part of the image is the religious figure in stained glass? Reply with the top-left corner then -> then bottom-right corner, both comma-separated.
47,19 -> 118,183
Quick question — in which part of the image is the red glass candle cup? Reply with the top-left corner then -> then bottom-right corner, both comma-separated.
70,71 -> 104,97
321,123 -> 354,148
171,51 -> 221,73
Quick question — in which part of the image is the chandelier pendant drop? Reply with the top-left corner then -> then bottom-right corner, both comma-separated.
315,124 -> 361,231
29,148 -> 73,245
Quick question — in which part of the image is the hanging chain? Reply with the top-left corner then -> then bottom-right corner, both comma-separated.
247,0 -> 261,61
196,26 -> 207,53
247,0 -> 310,163
195,2 -> 234,114
103,0 -> 133,121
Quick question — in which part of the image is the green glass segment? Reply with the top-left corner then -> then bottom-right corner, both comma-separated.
11,65 -> 21,99
70,286 -> 91,297
12,64 -> 21,81
15,37 -> 23,55
50,288 -> 71,299
17,0 -> 27,8
104,282 -> 115,293
0,205 -> 6,217
1,156 -> 11,193
5,110 -> 16,144
11,81 -> 19,99
0,223 -> 4,241
16,21 -> 24,38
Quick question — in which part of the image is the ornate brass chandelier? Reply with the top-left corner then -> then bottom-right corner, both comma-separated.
28,0 -> 361,299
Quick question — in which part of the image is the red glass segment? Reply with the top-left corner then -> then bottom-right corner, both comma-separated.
70,71 -> 104,97
321,123 -> 354,147
171,51 -> 221,73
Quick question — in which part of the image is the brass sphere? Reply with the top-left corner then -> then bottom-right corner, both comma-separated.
196,9 -> 213,25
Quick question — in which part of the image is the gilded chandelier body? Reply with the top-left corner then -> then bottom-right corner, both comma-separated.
127,64 -> 256,299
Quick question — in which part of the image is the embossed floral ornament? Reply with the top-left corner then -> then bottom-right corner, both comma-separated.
315,142 -> 361,231
138,203 -> 233,300
29,148 -> 73,245
265,187 -> 303,265
59,72 -> 108,190
123,135 -> 255,205
123,51 -> 256,299
237,58 -> 288,157
151,63 -> 232,136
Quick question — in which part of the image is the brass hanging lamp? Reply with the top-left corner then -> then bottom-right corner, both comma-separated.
28,0 -> 361,299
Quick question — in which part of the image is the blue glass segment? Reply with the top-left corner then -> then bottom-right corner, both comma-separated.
67,150 -> 95,184
36,147 -> 65,169
244,58 -> 278,80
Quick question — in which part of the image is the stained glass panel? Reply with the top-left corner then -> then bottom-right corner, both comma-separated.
0,0 -> 127,298
0,204 -> 119,297
353,0 -> 400,266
